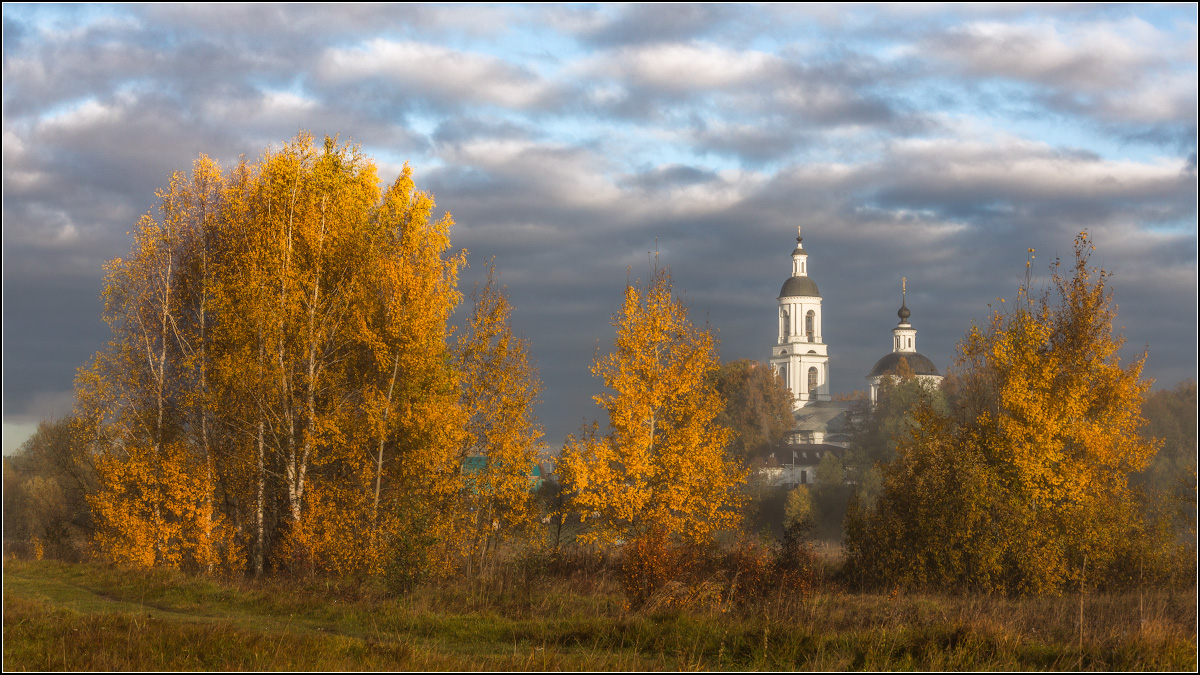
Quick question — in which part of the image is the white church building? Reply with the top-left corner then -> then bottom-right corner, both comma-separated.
761,227 -> 942,487
768,227 -> 830,404
866,278 -> 942,404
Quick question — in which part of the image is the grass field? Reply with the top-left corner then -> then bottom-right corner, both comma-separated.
4,559 -> 1195,671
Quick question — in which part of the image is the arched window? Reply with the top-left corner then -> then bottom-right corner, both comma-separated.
806,310 -> 815,342
782,310 -> 789,337
808,366 -> 818,398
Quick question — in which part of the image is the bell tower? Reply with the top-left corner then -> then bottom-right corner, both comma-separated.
769,227 -> 830,409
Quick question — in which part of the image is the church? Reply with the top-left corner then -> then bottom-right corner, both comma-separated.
760,227 -> 942,487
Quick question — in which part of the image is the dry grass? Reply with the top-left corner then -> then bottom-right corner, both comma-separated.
4,559 -> 1195,671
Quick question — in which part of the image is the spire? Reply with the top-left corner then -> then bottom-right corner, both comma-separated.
892,277 -> 916,353
790,225 -> 809,277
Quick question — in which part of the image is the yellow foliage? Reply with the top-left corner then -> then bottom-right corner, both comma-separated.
559,262 -> 745,548
455,261 -> 544,572
962,233 -> 1157,529
79,134 -> 475,581
846,232 -> 1167,594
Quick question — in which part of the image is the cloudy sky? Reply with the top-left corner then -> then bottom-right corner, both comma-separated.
3,3 -> 1196,453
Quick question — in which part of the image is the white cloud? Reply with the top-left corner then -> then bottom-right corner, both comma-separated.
885,135 -> 1192,201
929,18 -> 1171,89
926,16 -> 1197,124
318,39 -> 551,109
586,42 -> 778,93
1090,71 -> 1197,124
39,97 -> 123,132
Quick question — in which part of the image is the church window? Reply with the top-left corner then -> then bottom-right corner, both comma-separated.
782,310 -> 789,336
806,310 -> 815,342
808,366 -> 818,398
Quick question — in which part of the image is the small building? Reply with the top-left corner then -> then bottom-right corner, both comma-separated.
788,400 -> 854,446
461,455 -> 544,492
757,444 -> 847,489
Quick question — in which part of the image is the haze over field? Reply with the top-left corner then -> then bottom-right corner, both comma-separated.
3,4 -> 1196,453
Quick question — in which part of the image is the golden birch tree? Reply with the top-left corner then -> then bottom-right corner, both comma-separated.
304,163 -> 466,578
207,155 -> 283,577
455,261 -> 544,573
558,262 -> 744,548
80,158 -> 238,571
82,134 -> 482,582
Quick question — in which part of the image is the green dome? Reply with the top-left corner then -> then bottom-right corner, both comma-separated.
779,276 -> 820,298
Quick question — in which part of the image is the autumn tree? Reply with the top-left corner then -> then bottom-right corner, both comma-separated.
76,134 -> 522,584
1136,380 -> 1198,542
558,262 -> 745,548
336,163 -> 466,580
844,233 -> 1172,594
712,359 -> 793,462
3,416 -> 96,561
78,159 -> 243,571
213,140 -> 471,580
843,363 -> 947,512
454,261 -> 544,573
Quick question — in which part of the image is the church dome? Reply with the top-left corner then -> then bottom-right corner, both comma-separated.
867,352 -> 940,378
779,275 -> 820,298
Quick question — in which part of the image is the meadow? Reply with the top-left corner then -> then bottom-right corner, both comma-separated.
4,558 -> 1195,671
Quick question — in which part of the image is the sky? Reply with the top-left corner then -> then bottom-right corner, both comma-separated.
3,3 -> 1197,454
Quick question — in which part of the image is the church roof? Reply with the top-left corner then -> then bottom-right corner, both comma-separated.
779,275 -> 820,298
867,352 -> 940,378
761,443 -> 846,468
791,400 -> 856,433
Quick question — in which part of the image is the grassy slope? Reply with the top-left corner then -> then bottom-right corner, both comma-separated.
4,560 -> 1196,671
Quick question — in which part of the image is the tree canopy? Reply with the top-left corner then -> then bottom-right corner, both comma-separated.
558,262 -> 745,547
845,233 -> 1176,595
712,359 -> 794,463
74,133 -> 540,582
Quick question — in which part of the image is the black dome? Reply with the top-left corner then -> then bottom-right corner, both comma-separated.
779,276 -> 820,298
867,352 -> 940,378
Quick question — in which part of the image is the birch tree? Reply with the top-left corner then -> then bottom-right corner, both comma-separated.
558,262 -> 744,547
456,261 -> 544,573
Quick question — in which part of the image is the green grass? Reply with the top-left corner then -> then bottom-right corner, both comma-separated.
4,559 -> 1195,670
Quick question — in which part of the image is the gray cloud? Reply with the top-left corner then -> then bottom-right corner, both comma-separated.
3,5 -> 1195,451
576,4 -> 743,47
